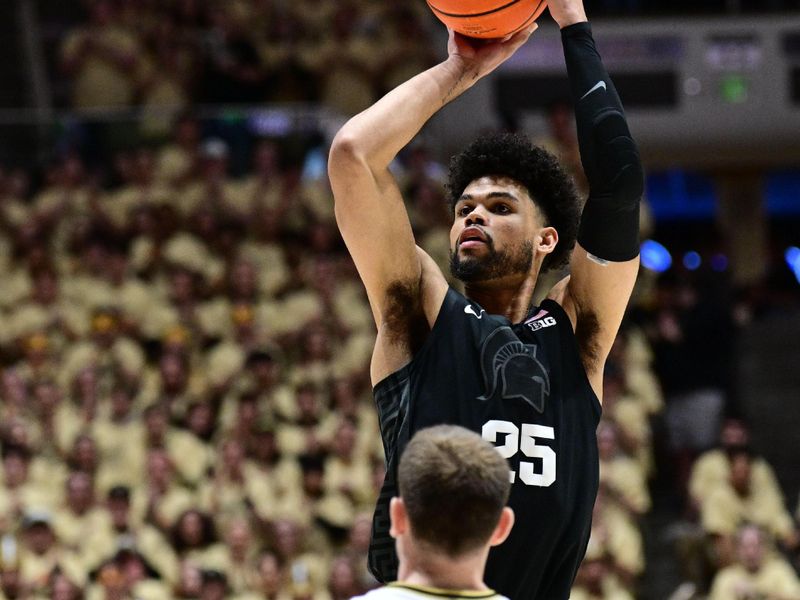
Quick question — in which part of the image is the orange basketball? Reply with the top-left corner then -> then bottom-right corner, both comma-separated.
427,0 -> 548,39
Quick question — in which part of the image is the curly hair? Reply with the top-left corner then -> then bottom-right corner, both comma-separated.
446,132 -> 581,272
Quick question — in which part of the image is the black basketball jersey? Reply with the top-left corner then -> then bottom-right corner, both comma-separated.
368,287 -> 601,600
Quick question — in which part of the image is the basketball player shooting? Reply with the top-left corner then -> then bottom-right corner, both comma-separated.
328,0 -> 643,597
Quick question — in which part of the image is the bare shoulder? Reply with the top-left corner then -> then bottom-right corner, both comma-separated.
370,247 -> 449,385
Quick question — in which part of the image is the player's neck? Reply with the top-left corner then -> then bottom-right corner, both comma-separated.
399,558 -> 489,593
464,273 -> 538,323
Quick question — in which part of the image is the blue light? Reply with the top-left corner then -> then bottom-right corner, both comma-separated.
786,247 -> 800,284
683,251 -> 702,271
711,254 -> 729,272
640,240 -> 672,273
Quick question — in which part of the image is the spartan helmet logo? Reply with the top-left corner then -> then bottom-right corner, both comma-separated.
478,326 -> 550,413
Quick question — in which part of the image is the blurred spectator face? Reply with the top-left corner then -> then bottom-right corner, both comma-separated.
229,260 -> 257,299
0,568 -> 21,599
177,511 -> 207,548
74,367 -> 98,410
66,471 -> 94,513
348,514 -> 372,553
108,498 -> 130,531
2,450 -> 29,487
4,419 -> 31,450
24,522 -> 55,555
160,354 -> 188,394
331,378 -> 356,415
720,419 -> 749,452
50,572 -> 80,600
332,420 -> 356,460
169,269 -> 196,304
144,406 -> 168,442
187,403 -> 214,440
730,453 -> 752,496
61,156 -> 85,187
199,572 -> 227,600
114,152 -> 136,185
1,371 -> 27,409
295,388 -> 319,424
118,551 -> 147,585
258,552 -> 282,594
577,559 -> 605,595
32,270 -> 59,305
328,557 -> 358,598
70,435 -> 99,474
273,521 -> 301,560
98,565 -> 128,600
146,450 -> 173,488
546,102 -> 574,140
110,388 -> 133,421
249,355 -> 278,389
301,462 -> 324,498
221,440 -> 245,473
235,397 -> 258,430
6,169 -> 29,199
225,519 -> 251,556
597,423 -> 618,461
737,526 -> 766,573
250,430 -> 277,465
176,562 -> 202,598
190,206 -> 218,240
133,150 -> 155,185
303,329 -> 330,362
33,382 -> 61,422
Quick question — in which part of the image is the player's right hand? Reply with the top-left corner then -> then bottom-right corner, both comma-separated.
446,24 -> 537,82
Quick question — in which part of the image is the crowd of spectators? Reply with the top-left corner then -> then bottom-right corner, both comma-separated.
57,0 -> 436,117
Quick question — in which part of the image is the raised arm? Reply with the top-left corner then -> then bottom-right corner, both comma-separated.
328,28 -> 536,328
547,1 -> 645,396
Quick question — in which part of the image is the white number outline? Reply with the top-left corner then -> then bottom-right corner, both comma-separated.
482,420 -> 556,487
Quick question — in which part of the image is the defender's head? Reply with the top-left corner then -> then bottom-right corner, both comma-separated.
447,133 -> 581,284
391,425 -> 514,561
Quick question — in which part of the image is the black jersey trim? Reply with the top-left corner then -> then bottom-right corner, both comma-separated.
539,298 -> 602,420
388,583 -> 501,599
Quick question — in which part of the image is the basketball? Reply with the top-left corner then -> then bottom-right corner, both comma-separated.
427,0 -> 548,39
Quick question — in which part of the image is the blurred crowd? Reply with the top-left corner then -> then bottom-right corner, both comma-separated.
57,0 -> 435,117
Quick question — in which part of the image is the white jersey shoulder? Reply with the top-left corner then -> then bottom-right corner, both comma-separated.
351,583 -> 509,600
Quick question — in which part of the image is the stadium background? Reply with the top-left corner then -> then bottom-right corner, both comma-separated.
0,1 -> 798,599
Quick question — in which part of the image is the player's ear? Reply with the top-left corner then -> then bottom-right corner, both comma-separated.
488,507 -> 515,547
536,226 -> 558,256
389,497 -> 407,538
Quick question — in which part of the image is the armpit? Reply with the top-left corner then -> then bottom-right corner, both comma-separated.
382,279 -> 428,353
575,309 -> 602,374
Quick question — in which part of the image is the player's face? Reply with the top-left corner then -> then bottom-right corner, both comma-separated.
449,176 -> 541,283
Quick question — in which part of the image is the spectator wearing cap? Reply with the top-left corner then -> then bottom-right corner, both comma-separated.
199,569 -> 228,600
18,510 -> 68,594
709,524 -> 800,600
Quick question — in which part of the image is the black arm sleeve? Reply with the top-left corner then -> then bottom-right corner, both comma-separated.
562,21 -> 644,262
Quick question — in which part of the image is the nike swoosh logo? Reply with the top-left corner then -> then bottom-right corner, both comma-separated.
464,305 -> 486,320
581,80 -> 607,101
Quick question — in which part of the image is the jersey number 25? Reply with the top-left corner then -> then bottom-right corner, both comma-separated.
482,420 -> 556,487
